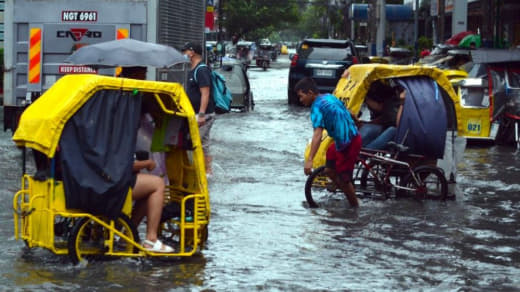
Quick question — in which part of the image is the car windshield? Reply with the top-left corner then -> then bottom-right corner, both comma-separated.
299,45 -> 352,61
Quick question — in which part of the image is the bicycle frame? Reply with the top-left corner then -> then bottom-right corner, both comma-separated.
357,150 -> 422,194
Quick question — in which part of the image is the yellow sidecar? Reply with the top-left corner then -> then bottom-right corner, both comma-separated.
12,74 -> 210,264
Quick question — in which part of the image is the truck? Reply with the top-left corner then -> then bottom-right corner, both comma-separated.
3,0 -> 207,132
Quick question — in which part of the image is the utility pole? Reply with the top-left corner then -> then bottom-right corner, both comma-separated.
367,0 -> 377,55
431,0 -> 438,44
439,0 -> 445,42
218,0 -> 224,66
414,0 -> 419,56
343,0 -> 351,40
218,0 -> 222,43
376,0 -> 385,56
327,0 -> 331,38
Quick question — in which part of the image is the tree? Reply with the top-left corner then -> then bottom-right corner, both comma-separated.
221,0 -> 299,41
296,2 -> 328,39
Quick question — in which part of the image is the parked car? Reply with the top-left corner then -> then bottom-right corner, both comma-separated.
288,38 -> 359,105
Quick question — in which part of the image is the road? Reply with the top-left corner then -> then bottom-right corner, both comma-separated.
1,55 -> 519,290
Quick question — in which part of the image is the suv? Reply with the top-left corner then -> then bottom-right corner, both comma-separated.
288,39 -> 359,105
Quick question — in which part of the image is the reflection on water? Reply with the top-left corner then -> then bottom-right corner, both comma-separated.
7,251 -> 207,291
1,66 -> 520,290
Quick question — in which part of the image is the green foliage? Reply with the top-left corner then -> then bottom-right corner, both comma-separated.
297,3 -> 327,39
417,36 -> 433,51
294,0 -> 348,39
222,0 -> 299,41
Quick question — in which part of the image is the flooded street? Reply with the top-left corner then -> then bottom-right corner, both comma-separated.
1,59 -> 520,291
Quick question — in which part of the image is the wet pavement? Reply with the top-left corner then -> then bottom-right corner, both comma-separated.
1,55 -> 520,291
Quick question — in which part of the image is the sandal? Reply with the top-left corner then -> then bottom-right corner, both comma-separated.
142,239 -> 174,253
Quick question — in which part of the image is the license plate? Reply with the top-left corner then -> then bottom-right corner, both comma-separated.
314,69 -> 334,77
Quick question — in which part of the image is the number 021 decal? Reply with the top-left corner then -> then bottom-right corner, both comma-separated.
466,118 -> 482,134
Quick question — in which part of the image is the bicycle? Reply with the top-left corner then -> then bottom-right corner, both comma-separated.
304,141 -> 448,208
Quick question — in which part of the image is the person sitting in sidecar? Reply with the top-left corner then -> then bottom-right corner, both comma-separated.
357,82 -> 406,150
131,155 -> 173,253
121,66 -> 174,253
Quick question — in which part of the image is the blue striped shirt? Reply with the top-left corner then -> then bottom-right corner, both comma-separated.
310,93 -> 358,150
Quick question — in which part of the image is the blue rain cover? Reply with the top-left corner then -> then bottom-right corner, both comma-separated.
59,90 -> 142,219
395,77 -> 447,158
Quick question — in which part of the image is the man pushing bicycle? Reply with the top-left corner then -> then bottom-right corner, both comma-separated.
296,77 -> 362,208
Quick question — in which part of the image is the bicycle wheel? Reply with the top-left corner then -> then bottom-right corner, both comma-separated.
68,214 -> 138,265
304,166 -> 338,208
400,166 -> 448,200
359,161 -> 388,199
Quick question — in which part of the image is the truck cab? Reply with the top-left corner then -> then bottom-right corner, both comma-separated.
3,0 -> 206,132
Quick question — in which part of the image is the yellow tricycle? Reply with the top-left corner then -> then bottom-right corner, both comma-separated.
453,49 -> 520,148
12,74 -> 210,264
304,64 -> 467,205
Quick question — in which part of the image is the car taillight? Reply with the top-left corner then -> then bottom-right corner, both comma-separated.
352,56 -> 359,64
290,54 -> 299,67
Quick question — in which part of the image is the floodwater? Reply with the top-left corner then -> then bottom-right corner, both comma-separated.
1,58 -> 520,291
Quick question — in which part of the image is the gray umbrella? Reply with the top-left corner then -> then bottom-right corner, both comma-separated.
65,38 -> 188,68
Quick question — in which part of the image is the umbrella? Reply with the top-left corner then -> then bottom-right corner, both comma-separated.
445,31 -> 474,46
65,38 -> 188,68
458,34 -> 481,49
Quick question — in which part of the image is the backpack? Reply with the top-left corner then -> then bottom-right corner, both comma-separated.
194,64 -> 232,113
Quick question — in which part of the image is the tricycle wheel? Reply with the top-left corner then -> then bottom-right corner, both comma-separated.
243,92 -> 254,112
67,214 -> 138,265
400,166 -> 448,200
305,166 -> 337,208
249,92 -> 255,111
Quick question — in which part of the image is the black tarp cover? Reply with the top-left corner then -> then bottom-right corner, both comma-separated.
59,90 -> 142,218
395,77 -> 447,158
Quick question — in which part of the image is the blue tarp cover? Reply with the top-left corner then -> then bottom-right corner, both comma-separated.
395,77 -> 447,158
59,90 -> 142,219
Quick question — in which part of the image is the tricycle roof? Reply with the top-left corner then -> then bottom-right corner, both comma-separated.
334,63 -> 464,134
13,74 -> 195,158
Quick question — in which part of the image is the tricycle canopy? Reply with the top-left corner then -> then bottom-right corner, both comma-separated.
334,64 -> 466,169
13,74 -> 196,158
335,64 -> 464,135
13,74 -> 204,219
